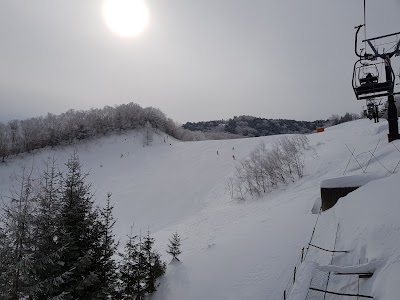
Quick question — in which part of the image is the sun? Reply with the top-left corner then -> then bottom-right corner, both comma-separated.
102,0 -> 149,37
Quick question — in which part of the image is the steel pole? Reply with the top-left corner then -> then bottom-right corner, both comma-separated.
385,58 -> 399,142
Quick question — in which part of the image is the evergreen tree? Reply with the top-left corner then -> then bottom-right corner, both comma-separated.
0,155 -> 121,299
54,152 -> 104,299
142,230 -> 166,294
0,164 -> 37,300
166,232 -> 182,261
29,158 -> 66,299
96,192 -> 118,298
119,229 -> 166,300
119,230 -> 146,300
0,222 -> 13,299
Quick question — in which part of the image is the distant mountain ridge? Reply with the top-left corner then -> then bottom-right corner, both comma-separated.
183,116 -> 327,137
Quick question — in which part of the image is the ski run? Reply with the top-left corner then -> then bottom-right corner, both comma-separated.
0,119 -> 399,299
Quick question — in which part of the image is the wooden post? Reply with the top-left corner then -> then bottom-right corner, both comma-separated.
301,248 -> 304,262
293,267 -> 296,284
283,290 -> 286,300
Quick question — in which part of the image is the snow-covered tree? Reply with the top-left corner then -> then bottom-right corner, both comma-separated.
0,163 -> 37,299
142,230 -> 166,294
0,123 -> 10,162
8,119 -> 22,155
143,107 -> 166,132
54,152 -> 105,299
227,136 -> 309,200
0,154 -> 123,299
119,229 -> 165,299
0,219 -> 13,298
29,158 -> 66,299
166,231 -> 182,261
96,192 -> 119,298
143,121 -> 154,146
119,231 -> 146,300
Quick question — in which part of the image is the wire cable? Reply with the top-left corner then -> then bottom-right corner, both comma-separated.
364,0 -> 367,52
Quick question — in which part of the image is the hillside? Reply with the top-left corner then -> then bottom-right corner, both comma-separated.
183,115 -> 327,137
0,119 -> 399,299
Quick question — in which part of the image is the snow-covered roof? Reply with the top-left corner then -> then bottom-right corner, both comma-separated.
320,174 -> 385,189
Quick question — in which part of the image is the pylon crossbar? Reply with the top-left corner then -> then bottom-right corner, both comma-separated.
362,31 -> 400,42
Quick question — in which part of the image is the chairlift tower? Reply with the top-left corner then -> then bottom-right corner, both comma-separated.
352,25 -> 400,142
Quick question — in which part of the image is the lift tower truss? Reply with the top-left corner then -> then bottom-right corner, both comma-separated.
353,25 -> 400,142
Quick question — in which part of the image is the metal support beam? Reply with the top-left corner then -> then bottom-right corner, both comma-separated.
394,40 -> 400,56
366,40 -> 379,57
385,61 -> 399,142
362,31 -> 400,42
335,272 -> 373,277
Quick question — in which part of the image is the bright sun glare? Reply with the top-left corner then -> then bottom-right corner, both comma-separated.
103,0 -> 149,37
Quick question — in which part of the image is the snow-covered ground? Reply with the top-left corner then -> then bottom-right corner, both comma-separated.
1,119 -> 400,299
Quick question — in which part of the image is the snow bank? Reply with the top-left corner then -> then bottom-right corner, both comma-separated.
288,262 -> 318,300
314,171 -> 400,299
318,259 -> 383,274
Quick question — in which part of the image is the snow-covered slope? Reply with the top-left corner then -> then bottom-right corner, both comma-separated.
1,119 -> 399,299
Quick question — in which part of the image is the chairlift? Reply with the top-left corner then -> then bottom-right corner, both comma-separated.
352,59 -> 394,100
352,0 -> 400,141
366,102 -> 375,119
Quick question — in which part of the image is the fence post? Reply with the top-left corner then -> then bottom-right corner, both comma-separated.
301,247 -> 304,262
293,267 -> 296,284
284,290 -> 286,300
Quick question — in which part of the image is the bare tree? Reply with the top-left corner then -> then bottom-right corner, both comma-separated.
143,121 -> 154,146
0,123 -> 10,162
227,135 -> 309,200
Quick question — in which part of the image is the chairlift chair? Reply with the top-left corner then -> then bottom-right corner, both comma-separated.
366,101 -> 377,120
359,72 -> 378,85
352,60 -> 394,100
366,102 -> 374,113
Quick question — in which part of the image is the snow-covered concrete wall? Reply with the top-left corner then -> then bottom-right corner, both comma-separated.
320,174 -> 385,211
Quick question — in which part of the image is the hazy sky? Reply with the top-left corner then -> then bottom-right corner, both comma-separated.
1,0 -> 400,123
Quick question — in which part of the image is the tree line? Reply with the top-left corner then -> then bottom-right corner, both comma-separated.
325,112 -> 360,127
0,102 -> 206,162
0,154 -> 182,299
0,102 -> 360,164
183,115 -> 326,137
183,112 -> 363,138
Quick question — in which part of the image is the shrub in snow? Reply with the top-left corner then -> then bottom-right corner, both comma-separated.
227,135 -> 309,200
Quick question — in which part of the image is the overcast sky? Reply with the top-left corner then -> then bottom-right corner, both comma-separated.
1,0 -> 400,124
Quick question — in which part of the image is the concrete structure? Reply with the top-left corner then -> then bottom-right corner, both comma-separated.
320,174 -> 383,211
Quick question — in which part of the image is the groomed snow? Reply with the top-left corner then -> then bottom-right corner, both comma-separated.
0,119 -> 400,299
